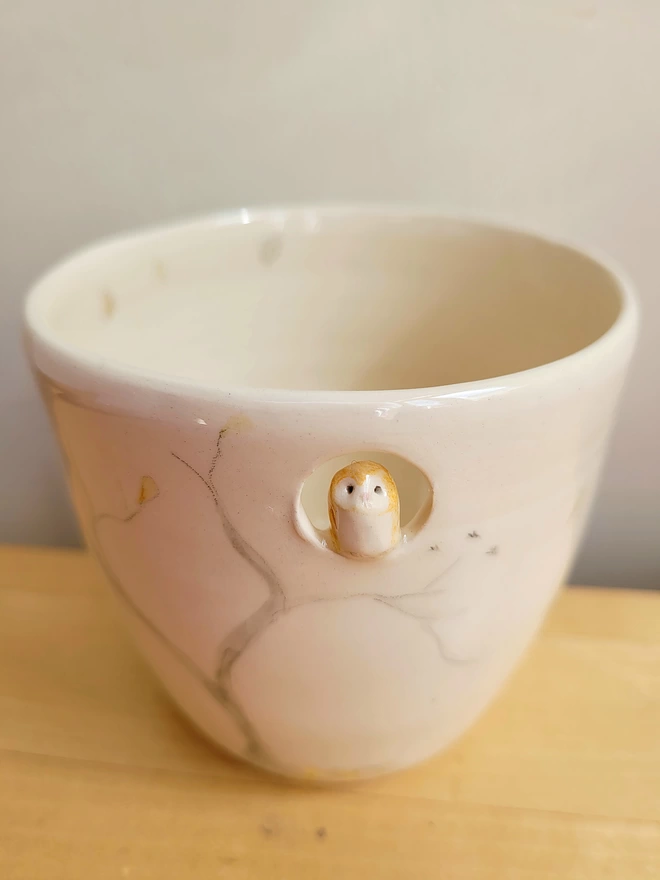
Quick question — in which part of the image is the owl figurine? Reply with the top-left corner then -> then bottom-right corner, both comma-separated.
328,460 -> 401,559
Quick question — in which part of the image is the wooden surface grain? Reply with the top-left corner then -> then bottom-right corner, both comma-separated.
1,545 -> 659,879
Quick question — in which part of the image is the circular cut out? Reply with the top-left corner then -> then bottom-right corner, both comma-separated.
298,451 -> 433,550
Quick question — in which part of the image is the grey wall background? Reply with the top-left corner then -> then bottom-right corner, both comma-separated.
1,0 -> 658,588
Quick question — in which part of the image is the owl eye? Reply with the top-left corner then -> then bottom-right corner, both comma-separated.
374,485 -> 383,494
346,484 -> 354,494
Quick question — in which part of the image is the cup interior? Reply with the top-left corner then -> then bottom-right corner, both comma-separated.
31,209 -> 624,392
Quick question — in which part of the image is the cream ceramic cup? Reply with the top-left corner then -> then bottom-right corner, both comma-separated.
25,208 -> 638,780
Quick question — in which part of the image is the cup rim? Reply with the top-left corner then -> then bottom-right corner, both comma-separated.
24,204 -> 640,405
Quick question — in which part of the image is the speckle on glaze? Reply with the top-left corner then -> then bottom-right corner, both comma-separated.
101,290 -> 116,318
259,236 -> 283,267
154,260 -> 167,283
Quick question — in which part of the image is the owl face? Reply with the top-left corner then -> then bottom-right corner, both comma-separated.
331,470 -> 392,514
329,461 -> 399,516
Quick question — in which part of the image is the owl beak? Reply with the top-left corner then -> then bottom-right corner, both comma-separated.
359,488 -> 371,506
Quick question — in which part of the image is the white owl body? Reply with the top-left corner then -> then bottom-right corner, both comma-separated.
328,462 -> 401,559
333,506 -> 398,558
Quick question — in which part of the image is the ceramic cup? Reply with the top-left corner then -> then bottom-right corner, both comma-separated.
25,208 -> 638,780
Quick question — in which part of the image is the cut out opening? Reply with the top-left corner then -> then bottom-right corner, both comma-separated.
298,452 -> 433,549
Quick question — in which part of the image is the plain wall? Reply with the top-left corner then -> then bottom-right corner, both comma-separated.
1,0 -> 658,588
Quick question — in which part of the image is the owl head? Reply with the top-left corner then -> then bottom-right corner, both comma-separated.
329,461 -> 398,515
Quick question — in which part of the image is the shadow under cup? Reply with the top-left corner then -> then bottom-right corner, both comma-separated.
25,209 -> 638,779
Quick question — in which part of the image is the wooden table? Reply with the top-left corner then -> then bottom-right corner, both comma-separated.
1,546 -> 659,879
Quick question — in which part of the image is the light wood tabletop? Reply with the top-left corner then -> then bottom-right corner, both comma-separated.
1,545 -> 659,879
